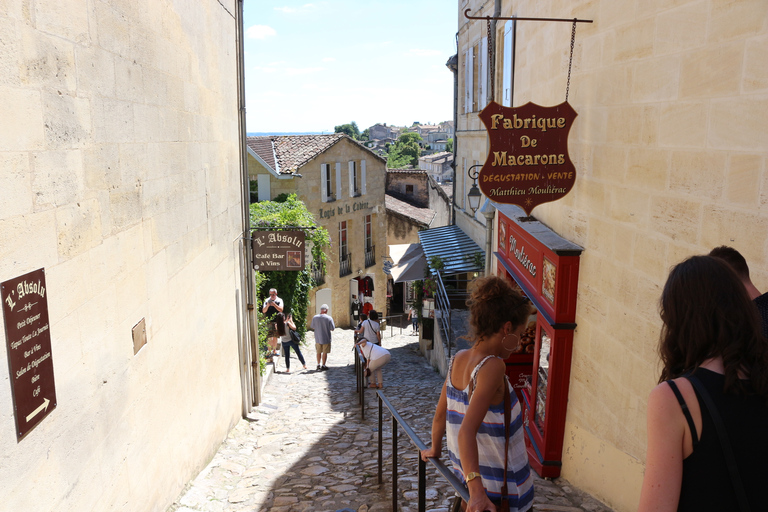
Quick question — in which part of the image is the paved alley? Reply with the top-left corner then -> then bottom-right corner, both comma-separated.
168,328 -> 614,512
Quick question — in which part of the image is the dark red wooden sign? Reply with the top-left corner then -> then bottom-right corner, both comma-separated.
2,268 -> 57,441
252,230 -> 306,271
478,101 -> 578,215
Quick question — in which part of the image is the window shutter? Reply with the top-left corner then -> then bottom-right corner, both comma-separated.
361,159 -> 367,195
480,37 -> 487,107
320,164 -> 328,202
335,162 -> 342,200
502,20 -> 514,107
348,161 -> 355,197
467,46 -> 474,112
464,49 -> 471,114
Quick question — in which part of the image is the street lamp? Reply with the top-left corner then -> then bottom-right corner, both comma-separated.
467,164 -> 483,214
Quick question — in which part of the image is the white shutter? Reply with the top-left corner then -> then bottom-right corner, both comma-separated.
468,45 -> 474,112
361,159 -> 367,195
480,36 -> 487,107
464,49 -> 473,113
502,20 -> 514,107
257,174 -> 271,202
335,162 -> 342,200
320,164 -> 328,202
348,161 -> 355,197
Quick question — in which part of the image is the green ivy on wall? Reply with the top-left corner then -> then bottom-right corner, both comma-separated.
250,194 -> 330,375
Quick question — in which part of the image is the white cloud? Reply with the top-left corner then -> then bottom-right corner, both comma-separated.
274,6 -> 296,13
322,57 -> 336,63
246,25 -> 277,40
409,49 -> 442,57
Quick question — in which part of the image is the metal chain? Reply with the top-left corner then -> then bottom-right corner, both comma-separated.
565,19 -> 576,102
487,16 -> 495,103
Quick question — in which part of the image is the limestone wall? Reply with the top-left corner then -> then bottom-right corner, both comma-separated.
457,0 -> 768,509
0,1 -> 243,510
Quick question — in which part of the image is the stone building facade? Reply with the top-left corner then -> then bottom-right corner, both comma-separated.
455,0 -> 768,510
1,1 -> 245,510
247,135 -> 388,328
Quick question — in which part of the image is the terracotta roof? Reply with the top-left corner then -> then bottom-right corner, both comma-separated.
246,134 -> 386,174
246,137 -> 277,170
441,183 -> 453,198
389,170 -> 425,174
385,194 -> 435,227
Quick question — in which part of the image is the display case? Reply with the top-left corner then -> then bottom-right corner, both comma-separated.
494,204 -> 582,478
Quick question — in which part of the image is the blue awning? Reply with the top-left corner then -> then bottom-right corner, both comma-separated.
418,225 -> 484,276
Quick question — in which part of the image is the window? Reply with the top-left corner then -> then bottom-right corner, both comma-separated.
464,46 -> 474,113
339,221 -> 348,259
257,174 -> 271,202
405,184 -> 414,196
321,163 -> 333,202
480,36 -> 488,106
364,215 -> 372,251
502,20 -> 516,107
361,159 -> 367,195
348,160 -> 358,197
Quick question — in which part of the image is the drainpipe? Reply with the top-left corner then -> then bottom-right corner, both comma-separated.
480,198 -> 496,276
236,0 -> 261,411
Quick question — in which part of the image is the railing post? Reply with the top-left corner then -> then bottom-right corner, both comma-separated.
361,362 -> 365,420
378,393 -> 383,484
392,415 -> 398,512
418,451 -> 426,512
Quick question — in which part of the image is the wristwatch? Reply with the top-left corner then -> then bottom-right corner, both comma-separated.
465,472 -> 481,483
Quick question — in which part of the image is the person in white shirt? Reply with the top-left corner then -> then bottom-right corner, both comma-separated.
356,337 -> 391,389
355,310 -> 381,345
261,288 -> 284,356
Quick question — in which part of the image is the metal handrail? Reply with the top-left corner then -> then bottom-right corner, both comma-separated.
380,314 -> 405,337
377,391 -> 469,512
434,271 -> 454,357
353,343 -> 366,419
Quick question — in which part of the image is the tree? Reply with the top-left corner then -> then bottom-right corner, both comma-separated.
446,138 -> 453,153
387,132 -> 423,168
360,128 -> 370,141
334,121 -> 360,139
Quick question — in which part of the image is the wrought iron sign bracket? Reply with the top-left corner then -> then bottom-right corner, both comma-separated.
464,9 -> 593,24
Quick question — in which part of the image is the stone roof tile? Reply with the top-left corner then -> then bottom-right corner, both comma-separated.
385,194 -> 435,226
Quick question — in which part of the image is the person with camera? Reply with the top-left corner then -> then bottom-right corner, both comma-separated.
262,288 -> 284,358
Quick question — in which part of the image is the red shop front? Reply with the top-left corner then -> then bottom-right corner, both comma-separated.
495,204 -> 582,478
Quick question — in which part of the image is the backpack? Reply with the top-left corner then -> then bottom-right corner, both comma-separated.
289,328 -> 301,344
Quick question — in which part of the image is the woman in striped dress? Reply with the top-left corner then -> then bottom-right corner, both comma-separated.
421,276 -> 534,512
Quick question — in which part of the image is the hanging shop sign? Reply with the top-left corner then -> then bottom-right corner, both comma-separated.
2,268 -> 57,441
478,101 -> 577,215
252,230 -> 306,271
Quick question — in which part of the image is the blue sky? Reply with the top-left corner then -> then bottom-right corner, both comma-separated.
243,1 -> 457,133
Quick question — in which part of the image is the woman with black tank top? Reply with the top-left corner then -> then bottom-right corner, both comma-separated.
638,256 -> 768,511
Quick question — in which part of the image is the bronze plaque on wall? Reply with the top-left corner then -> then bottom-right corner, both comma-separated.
2,268 -> 57,441
252,230 -> 306,271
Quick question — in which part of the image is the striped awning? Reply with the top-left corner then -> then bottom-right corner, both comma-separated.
418,225 -> 484,276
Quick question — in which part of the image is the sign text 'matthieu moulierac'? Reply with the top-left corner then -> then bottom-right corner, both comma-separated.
478,101 -> 578,215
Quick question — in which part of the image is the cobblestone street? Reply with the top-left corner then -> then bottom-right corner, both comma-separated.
169,328 -> 614,512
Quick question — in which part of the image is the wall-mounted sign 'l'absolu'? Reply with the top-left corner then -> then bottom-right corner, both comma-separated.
252,230 -> 306,271
2,268 -> 57,441
478,101 -> 577,215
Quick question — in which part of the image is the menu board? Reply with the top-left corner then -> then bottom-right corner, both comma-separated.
2,268 -> 57,440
